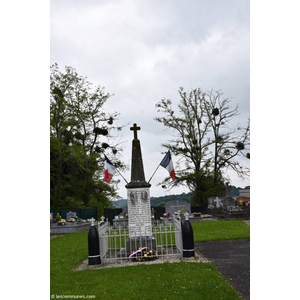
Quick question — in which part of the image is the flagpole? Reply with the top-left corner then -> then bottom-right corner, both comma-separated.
116,168 -> 129,184
148,155 -> 165,183
148,164 -> 161,184
148,151 -> 171,183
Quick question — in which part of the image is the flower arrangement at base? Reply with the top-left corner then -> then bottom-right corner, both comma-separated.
129,247 -> 158,262
163,213 -> 170,219
69,218 -> 76,223
193,212 -> 201,217
58,219 -> 66,226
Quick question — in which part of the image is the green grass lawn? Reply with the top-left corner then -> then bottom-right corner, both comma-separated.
50,220 -> 247,299
192,220 -> 250,242
106,220 -> 250,249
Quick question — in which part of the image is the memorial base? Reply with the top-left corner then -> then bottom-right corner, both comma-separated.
88,256 -> 101,265
183,249 -> 195,257
126,235 -> 156,256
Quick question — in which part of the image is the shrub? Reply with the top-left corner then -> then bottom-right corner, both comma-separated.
55,213 -> 61,223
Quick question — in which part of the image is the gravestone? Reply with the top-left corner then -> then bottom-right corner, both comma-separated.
66,211 -> 77,221
165,200 -> 191,216
214,197 -> 222,208
113,218 -> 128,229
222,182 -> 235,208
222,196 -> 235,209
113,205 -> 128,229
125,124 -> 156,254
208,197 -> 214,206
207,197 -> 214,209
122,205 -> 128,214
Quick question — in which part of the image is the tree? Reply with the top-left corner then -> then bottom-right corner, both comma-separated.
203,90 -> 250,183
155,88 -> 250,206
50,64 -> 125,212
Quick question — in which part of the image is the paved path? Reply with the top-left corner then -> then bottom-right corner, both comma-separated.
195,239 -> 250,300
243,220 -> 250,226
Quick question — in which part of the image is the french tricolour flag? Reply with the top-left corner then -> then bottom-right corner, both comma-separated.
160,150 -> 176,181
104,155 -> 116,183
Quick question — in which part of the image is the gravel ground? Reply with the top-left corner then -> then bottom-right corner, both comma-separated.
243,220 -> 250,226
74,251 -> 204,271
50,235 -> 62,239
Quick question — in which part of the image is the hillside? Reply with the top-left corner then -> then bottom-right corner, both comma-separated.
111,199 -> 127,208
110,185 -> 249,208
150,192 -> 192,207
111,192 -> 192,208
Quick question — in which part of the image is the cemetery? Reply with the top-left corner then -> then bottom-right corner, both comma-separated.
49,4 -> 252,296
50,124 -> 250,300
50,211 -> 96,235
207,194 -> 250,220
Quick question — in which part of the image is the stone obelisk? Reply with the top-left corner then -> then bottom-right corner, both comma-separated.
125,124 -> 155,253
125,123 -> 151,190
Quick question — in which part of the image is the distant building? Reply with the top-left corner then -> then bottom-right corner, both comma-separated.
237,187 -> 250,205
239,187 -> 250,198
236,196 -> 250,205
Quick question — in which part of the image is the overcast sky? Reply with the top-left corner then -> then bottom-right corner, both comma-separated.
50,0 -> 250,199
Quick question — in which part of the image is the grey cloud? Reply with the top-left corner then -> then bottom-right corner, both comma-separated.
51,0 -> 250,198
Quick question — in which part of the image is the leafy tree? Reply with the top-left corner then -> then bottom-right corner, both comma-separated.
155,88 -> 250,206
50,64 -> 125,212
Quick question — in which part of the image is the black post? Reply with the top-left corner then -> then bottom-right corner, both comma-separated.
88,218 -> 101,265
182,213 -> 195,257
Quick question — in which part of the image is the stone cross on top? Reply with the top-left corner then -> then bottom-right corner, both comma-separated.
130,123 -> 141,140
